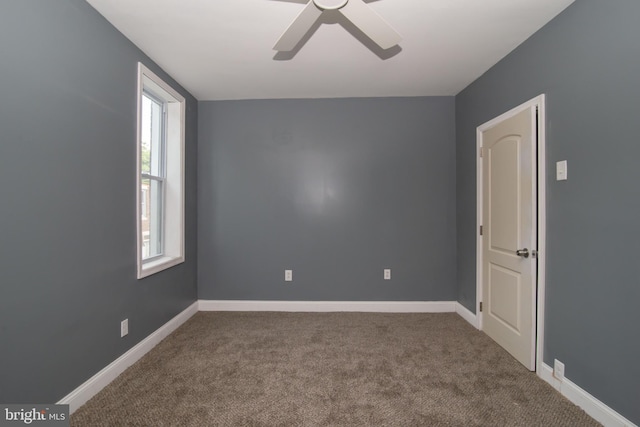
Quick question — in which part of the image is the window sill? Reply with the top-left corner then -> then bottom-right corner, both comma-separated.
137,255 -> 184,279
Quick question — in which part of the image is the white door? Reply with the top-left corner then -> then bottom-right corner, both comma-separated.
481,106 -> 537,370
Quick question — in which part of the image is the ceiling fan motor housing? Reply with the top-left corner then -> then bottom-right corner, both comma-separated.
313,0 -> 349,11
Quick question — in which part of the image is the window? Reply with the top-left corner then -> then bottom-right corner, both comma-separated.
136,63 -> 185,279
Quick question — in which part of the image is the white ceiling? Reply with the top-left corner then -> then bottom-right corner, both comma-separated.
86,0 -> 574,101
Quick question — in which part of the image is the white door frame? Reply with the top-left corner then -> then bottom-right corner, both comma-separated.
476,94 -> 546,375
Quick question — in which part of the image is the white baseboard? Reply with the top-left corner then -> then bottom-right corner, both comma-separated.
540,363 -> 636,427
58,301 -> 199,414
455,302 -> 478,328
198,300 -> 457,313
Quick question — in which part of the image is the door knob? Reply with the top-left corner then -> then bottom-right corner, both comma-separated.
516,248 -> 529,258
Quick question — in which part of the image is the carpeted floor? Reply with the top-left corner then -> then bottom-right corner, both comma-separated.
71,312 -> 600,426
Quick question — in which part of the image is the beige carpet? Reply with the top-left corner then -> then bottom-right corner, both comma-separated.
71,312 -> 599,426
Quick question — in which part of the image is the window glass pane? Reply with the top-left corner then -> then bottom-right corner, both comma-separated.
140,96 -> 152,175
141,93 -> 163,177
141,177 -> 163,260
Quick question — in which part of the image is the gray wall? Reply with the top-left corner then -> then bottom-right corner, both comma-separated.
198,98 -> 456,301
455,0 -> 640,423
0,0 -> 198,403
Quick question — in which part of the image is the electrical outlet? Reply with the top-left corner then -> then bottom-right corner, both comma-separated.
121,319 -> 129,338
284,270 -> 293,282
384,269 -> 391,280
553,359 -> 565,380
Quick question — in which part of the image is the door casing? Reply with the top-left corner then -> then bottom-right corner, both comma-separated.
476,94 -> 546,375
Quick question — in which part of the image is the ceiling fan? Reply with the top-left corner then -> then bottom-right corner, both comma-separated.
273,0 -> 402,51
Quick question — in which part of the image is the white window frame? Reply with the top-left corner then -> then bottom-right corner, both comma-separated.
136,63 -> 185,279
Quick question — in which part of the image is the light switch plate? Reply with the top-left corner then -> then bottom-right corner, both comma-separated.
284,270 -> 293,282
556,160 -> 568,181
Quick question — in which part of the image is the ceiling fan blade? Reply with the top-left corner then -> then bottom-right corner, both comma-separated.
274,1 -> 323,51
339,0 -> 401,49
